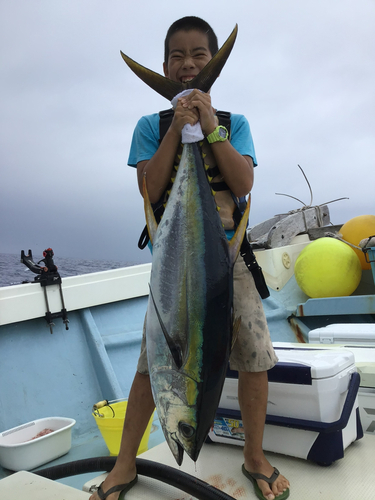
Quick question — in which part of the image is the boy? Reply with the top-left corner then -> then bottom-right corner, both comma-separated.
90,17 -> 290,500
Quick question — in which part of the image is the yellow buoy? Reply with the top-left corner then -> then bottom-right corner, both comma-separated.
295,237 -> 362,298
340,215 -> 375,270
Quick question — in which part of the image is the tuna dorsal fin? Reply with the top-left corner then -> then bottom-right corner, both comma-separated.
143,175 -> 158,245
120,25 -> 238,101
228,195 -> 251,265
149,286 -> 183,369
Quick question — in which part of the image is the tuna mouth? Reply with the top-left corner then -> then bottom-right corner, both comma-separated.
173,439 -> 184,466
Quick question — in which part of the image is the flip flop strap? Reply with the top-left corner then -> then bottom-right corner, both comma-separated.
97,482 -> 131,499
249,467 -> 280,485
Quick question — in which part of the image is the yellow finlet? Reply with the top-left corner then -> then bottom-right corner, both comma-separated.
228,196 -> 251,265
231,316 -> 241,351
143,175 -> 158,245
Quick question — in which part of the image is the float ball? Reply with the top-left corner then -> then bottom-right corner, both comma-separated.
295,237 -> 362,298
340,215 -> 375,270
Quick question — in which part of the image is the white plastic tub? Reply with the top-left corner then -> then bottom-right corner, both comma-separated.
0,417 -> 75,471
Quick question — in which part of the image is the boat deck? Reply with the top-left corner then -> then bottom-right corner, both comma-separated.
97,435 -> 375,500
1,433 -> 374,499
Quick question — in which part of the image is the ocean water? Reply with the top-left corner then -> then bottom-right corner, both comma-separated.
0,252 -> 140,287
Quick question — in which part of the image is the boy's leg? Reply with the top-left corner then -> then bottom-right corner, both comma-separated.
238,370 -> 289,500
89,371 -> 155,500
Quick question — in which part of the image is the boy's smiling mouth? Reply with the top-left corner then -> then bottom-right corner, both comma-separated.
180,76 -> 196,83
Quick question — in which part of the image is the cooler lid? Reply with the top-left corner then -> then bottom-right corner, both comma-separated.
274,348 -> 355,379
309,323 -> 375,344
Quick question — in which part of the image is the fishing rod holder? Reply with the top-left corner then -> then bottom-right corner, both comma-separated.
20,248 -> 69,334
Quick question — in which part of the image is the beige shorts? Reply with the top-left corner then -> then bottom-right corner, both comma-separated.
137,256 -> 278,374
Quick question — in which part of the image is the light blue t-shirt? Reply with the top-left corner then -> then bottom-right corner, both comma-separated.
127,112 -> 257,167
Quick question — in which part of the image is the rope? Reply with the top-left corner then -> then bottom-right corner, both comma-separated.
324,232 -> 362,251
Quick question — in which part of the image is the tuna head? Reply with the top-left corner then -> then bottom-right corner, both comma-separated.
151,368 -> 207,466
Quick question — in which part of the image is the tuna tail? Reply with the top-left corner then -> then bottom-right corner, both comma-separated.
120,25 -> 238,101
228,196 -> 251,266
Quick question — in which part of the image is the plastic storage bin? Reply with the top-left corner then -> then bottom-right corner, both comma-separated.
0,417 -> 76,471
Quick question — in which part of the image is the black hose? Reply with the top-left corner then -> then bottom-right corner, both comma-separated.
35,456 -> 236,500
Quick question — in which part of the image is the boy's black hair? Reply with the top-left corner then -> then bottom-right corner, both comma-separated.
164,16 -> 219,64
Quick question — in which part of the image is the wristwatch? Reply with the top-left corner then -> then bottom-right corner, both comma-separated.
206,125 -> 228,144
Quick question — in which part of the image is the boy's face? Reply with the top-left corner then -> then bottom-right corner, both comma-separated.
163,30 -> 212,84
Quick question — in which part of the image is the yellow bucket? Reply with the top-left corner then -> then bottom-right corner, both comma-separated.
92,401 -> 154,456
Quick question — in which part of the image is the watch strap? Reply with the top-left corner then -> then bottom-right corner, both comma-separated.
206,125 -> 228,144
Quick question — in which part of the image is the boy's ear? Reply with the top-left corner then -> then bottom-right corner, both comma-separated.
163,62 -> 169,78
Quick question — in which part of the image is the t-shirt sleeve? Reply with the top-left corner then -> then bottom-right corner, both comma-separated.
230,114 -> 258,166
127,114 -> 160,168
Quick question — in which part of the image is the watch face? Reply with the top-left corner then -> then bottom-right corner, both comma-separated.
218,127 -> 227,138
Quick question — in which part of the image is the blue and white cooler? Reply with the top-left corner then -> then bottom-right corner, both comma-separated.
208,348 -> 363,465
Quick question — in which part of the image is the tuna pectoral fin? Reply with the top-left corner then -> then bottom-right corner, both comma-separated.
149,286 -> 183,369
228,196 -> 251,266
143,175 -> 158,245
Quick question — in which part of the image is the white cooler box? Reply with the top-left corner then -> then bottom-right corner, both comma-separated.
208,348 -> 363,465
308,323 -> 375,345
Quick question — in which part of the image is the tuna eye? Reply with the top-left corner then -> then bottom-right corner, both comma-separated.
179,422 -> 195,439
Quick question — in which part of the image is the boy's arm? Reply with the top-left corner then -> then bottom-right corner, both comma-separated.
209,143 -> 254,197
137,101 -> 199,202
180,90 -> 254,197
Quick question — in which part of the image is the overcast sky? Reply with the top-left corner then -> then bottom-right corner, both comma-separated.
1,0 -> 374,264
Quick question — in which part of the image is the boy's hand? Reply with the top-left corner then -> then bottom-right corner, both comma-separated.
179,90 -> 218,136
170,99 -> 200,137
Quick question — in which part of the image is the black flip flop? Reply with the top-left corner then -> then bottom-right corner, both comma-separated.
242,464 -> 289,500
96,475 -> 138,499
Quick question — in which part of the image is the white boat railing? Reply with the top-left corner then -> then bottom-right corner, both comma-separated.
0,263 -> 152,326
